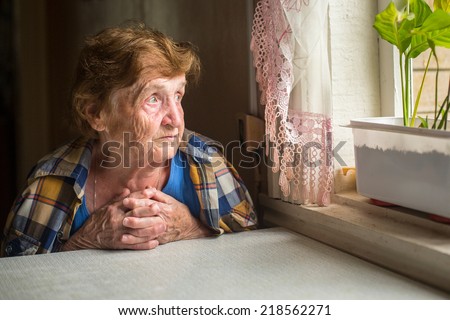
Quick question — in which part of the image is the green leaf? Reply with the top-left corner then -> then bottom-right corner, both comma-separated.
430,26 -> 450,48
375,0 -> 435,56
410,27 -> 450,58
419,9 -> 450,32
409,33 -> 430,57
418,115 -> 429,128
410,0 -> 433,26
434,0 -> 450,13
374,2 -> 413,53
408,10 -> 450,57
404,0 -> 432,57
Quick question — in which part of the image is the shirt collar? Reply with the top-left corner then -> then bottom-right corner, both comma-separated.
180,129 -> 224,164
28,137 -> 94,199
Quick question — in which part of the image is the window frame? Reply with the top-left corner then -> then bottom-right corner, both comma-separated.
377,0 -> 404,117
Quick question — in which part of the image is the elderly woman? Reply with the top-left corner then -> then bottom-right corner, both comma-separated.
1,24 -> 257,257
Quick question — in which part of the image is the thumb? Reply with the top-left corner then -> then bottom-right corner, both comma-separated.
150,188 -> 172,203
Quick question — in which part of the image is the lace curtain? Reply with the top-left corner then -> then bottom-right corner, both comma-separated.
251,0 -> 333,206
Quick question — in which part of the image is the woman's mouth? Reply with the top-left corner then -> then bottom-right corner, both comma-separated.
156,134 -> 178,142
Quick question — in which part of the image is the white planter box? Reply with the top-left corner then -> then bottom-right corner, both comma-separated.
350,117 -> 450,218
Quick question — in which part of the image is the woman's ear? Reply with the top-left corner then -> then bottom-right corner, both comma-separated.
85,103 -> 106,132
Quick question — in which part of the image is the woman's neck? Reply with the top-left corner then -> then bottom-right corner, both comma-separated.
93,138 -> 170,192
88,141 -> 170,212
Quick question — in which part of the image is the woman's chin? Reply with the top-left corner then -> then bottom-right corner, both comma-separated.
147,147 -> 177,166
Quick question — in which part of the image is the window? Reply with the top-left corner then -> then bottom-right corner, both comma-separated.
259,0 -> 450,293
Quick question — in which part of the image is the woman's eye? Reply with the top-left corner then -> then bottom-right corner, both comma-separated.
175,94 -> 182,102
147,96 -> 158,104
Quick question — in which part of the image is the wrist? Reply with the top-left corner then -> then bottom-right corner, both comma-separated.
183,215 -> 212,239
60,238 -> 77,252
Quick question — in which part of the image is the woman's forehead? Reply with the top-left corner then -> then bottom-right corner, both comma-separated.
137,74 -> 187,92
147,75 -> 186,87
121,74 -> 186,104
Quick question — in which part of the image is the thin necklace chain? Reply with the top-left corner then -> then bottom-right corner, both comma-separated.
93,161 -> 97,213
93,152 -> 98,212
92,155 -> 162,213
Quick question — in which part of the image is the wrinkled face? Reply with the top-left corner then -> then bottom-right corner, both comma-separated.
136,74 -> 186,164
100,74 -> 186,167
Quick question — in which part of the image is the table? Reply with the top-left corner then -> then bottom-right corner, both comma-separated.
0,227 -> 447,299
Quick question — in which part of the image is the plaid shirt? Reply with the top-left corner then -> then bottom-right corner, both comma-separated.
1,130 -> 257,256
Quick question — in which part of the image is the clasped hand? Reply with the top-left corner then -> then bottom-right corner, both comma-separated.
62,188 -> 210,251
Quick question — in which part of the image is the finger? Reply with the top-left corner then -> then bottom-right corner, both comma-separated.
130,240 -> 159,250
127,202 -> 161,217
121,233 -> 161,246
131,188 -> 156,199
148,189 -> 172,203
122,188 -> 156,207
123,215 -> 166,230
123,198 -> 158,209
124,239 -> 160,250
124,223 -> 166,239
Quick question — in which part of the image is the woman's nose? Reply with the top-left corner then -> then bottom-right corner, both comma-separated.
161,98 -> 183,126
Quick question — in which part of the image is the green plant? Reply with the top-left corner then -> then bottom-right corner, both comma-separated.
374,0 -> 450,129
